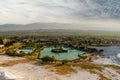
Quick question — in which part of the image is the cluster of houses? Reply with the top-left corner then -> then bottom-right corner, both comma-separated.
18,36 -> 120,47
0,38 -> 10,54
0,45 -> 5,53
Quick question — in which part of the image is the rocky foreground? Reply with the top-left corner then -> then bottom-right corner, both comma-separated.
0,55 -> 120,80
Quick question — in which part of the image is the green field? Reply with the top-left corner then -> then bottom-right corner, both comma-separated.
0,30 -> 120,38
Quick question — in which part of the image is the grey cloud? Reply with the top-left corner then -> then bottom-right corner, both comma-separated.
0,0 -> 120,24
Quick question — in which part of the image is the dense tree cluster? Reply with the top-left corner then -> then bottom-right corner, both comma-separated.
6,49 -> 25,57
41,56 -> 56,63
0,38 -> 3,44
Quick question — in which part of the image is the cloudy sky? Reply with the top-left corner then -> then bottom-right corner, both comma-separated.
0,0 -> 120,30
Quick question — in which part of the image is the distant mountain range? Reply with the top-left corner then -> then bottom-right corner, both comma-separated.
0,23 -> 120,37
0,23 -> 97,31
0,23 -> 82,31
0,23 -> 63,31
0,22 -> 113,31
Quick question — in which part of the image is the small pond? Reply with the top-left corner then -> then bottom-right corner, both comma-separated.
22,47 -> 33,53
40,47 -> 85,60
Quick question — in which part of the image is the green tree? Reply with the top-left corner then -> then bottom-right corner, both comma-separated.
62,60 -> 68,65
41,56 -> 56,63
6,49 -> 25,57
0,38 -> 3,44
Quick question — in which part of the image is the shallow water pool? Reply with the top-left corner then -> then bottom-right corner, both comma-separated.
40,47 -> 85,60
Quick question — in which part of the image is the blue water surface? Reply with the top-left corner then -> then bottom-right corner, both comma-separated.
40,47 -> 85,60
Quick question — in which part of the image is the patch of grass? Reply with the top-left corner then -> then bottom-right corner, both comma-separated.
70,62 -> 112,80
104,64 -> 120,70
8,42 -> 22,49
41,63 -> 75,75
68,62 -> 103,71
24,55 -> 38,61
88,69 -> 111,80
43,62 -> 103,75
53,64 -> 75,75
0,59 -> 30,67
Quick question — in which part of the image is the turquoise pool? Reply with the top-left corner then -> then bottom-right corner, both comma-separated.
22,47 -> 33,53
40,47 -> 85,60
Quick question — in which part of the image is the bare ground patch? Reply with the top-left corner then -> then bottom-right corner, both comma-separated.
0,59 -> 30,67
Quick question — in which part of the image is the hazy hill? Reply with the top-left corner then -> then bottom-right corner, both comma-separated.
0,23 -> 79,31
0,23 -> 113,31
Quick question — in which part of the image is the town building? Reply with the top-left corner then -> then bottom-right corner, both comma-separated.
0,45 -> 5,53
